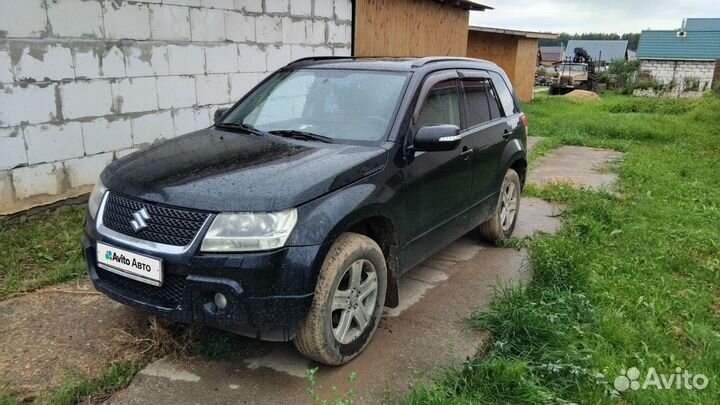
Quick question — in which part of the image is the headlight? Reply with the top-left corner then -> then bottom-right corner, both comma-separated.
200,209 -> 298,252
88,179 -> 107,220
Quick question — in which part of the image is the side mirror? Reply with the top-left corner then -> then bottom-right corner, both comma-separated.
213,108 -> 229,122
413,124 -> 461,152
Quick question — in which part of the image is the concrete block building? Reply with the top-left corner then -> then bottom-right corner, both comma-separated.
0,0 -> 352,214
637,18 -> 720,96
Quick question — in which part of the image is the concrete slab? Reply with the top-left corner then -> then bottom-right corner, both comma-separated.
528,145 -> 623,190
514,197 -> 563,238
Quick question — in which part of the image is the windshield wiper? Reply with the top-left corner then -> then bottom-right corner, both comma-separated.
268,130 -> 334,144
215,121 -> 268,137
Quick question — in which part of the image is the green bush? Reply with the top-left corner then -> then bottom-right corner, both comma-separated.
605,60 -> 640,89
683,77 -> 701,92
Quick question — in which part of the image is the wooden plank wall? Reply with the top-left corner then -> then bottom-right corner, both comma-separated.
466,31 -> 538,101
513,38 -> 540,101
354,0 -> 469,57
467,31 -> 518,76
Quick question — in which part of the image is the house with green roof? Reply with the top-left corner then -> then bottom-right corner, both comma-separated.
637,18 -> 720,96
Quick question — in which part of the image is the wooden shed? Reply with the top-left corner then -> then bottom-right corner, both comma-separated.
353,0 -> 491,57
467,26 -> 558,101
349,1 -> 556,102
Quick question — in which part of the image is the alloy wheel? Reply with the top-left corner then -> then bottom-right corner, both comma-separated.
500,181 -> 518,231
331,259 -> 378,344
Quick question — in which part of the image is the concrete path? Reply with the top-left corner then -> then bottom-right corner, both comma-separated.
107,196 -> 563,405
528,145 -> 623,190
109,244 -> 527,405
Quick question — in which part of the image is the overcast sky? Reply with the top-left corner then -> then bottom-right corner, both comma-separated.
469,0 -> 720,34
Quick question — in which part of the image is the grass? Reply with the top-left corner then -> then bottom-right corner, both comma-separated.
0,362 -> 139,405
0,205 -> 86,300
193,329 -> 239,360
0,389 -> 20,405
41,361 -> 139,405
405,93 -> 720,404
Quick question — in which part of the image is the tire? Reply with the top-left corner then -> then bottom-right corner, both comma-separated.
477,168 -> 521,242
293,232 -> 387,365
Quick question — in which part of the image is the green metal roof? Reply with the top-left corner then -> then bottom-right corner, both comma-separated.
637,30 -> 720,60
685,18 -> 720,31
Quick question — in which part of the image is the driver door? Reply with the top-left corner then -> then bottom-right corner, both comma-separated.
402,71 -> 474,268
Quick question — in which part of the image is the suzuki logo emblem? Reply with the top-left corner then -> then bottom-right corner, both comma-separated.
130,208 -> 150,233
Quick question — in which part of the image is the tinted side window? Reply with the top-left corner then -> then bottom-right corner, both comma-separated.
489,71 -> 519,116
461,79 -> 493,128
416,80 -> 460,128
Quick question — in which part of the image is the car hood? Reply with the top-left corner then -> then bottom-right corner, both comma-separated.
102,128 -> 388,212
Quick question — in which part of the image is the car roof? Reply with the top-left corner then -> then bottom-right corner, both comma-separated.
286,56 -> 501,73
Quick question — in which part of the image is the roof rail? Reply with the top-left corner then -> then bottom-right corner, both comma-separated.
410,56 -> 483,68
287,56 -> 354,66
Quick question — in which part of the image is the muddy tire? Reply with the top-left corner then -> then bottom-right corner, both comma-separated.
477,168 -> 521,242
293,232 -> 387,365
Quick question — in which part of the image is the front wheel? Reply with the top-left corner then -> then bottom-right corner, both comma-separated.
293,232 -> 387,365
477,168 -> 521,242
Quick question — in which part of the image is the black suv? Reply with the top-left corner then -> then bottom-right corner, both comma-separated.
82,57 -> 528,365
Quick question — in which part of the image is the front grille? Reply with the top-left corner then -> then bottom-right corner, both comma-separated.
102,192 -> 210,246
97,267 -> 186,309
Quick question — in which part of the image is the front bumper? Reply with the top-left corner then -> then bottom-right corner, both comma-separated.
82,213 -> 324,341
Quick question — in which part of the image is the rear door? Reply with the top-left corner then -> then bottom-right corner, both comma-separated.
458,70 -> 508,218
488,70 -> 525,189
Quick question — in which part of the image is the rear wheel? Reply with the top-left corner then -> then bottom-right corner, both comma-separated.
477,168 -> 521,242
293,233 -> 387,365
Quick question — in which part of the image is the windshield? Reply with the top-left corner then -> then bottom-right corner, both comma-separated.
220,69 -> 410,143
560,64 -> 587,73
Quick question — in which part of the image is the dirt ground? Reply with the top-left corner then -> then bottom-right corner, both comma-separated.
564,89 -> 602,100
0,280 -> 152,397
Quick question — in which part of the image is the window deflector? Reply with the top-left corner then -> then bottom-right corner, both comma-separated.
412,71 -> 459,124
457,69 -> 490,80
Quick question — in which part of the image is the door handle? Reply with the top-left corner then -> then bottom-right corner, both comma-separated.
502,130 -> 512,140
460,146 -> 474,159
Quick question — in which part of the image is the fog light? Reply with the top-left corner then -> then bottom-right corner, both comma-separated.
214,293 -> 227,310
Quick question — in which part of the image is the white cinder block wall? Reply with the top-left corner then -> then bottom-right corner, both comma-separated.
0,0 -> 352,214
640,59 -> 716,96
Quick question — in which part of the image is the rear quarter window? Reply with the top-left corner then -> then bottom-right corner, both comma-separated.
489,71 -> 519,116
